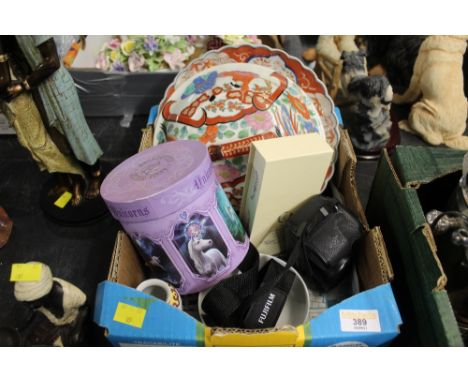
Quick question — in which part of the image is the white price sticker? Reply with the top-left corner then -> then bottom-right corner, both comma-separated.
339,310 -> 381,333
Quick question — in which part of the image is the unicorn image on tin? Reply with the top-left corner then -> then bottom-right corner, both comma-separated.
188,235 -> 226,277
175,216 -> 228,277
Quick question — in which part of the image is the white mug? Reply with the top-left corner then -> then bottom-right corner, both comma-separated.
136,279 -> 183,310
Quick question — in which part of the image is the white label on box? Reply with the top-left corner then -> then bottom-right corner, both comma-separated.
339,310 -> 381,333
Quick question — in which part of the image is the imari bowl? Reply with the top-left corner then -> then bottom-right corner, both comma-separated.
155,44 -> 340,195
154,62 -> 326,210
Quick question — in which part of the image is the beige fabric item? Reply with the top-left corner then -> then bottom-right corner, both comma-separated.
14,262 -> 53,302
37,278 -> 87,326
393,35 -> 468,150
0,93 -> 84,177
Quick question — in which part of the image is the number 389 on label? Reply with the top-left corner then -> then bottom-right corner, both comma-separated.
340,310 -> 381,333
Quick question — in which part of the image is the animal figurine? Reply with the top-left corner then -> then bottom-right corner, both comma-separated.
364,36 -> 428,94
343,75 -> 393,152
340,51 -> 368,100
188,236 -> 226,276
13,262 -> 88,346
393,35 -> 468,150
316,36 -> 342,100
336,35 -> 359,53
316,36 -> 359,100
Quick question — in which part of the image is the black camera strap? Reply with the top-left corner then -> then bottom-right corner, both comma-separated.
201,244 -> 260,327
201,233 -> 304,329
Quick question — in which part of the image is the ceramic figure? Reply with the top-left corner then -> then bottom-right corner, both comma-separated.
13,262 -> 87,346
0,36 -> 103,206
343,75 -> 393,152
0,37 -> 85,181
339,48 -> 393,154
364,36 -> 428,94
340,50 -> 368,99
393,35 -> 468,150
315,36 -> 359,100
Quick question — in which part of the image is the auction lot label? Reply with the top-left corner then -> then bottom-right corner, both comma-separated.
339,310 -> 381,332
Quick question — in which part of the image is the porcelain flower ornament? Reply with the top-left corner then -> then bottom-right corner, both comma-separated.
96,35 -> 197,72
96,35 -> 261,73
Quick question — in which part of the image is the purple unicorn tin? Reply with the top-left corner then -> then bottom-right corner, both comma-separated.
101,140 -> 249,294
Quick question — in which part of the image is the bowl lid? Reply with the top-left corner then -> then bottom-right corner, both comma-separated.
101,140 -> 214,220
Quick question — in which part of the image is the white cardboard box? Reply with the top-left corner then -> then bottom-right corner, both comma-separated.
240,134 -> 333,254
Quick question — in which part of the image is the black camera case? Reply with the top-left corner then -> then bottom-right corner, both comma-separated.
282,195 -> 364,291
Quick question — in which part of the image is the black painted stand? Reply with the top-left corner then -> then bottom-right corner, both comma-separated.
39,175 -> 108,226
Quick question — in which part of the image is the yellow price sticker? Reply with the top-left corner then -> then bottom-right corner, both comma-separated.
54,191 -> 72,209
10,263 -> 43,282
113,302 -> 146,329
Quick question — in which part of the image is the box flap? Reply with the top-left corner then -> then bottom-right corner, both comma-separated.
431,290 -> 465,346
356,227 -> 394,290
107,231 -> 145,288
334,129 -> 369,230
393,146 -> 465,188
94,281 -> 401,347
368,150 -> 447,290
138,127 -> 154,153
140,121 -> 155,152
94,281 -> 205,346
205,326 -> 307,347
310,284 -> 401,346
367,150 -> 463,346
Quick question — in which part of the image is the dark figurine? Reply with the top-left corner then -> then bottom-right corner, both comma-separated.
340,50 -> 367,99
338,49 -> 393,153
13,262 -> 88,346
364,35 -> 427,94
344,75 -> 393,152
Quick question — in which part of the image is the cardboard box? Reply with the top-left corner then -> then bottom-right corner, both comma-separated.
93,126 -> 402,346
367,146 -> 465,346
239,134 -> 333,253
